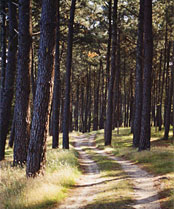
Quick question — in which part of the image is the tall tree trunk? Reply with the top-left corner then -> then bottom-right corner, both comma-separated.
159,23 -> 168,131
93,67 -> 100,131
113,28 -> 120,131
157,50 -> 162,130
14,0 -> 32,165
133,0 -> 144,147
31,44 -> 36,100
80,81 -> 84,132
164,42 -> 171,127
104,0 -> 112,124
63,0 -> 76,149
139,0 -> 153,151
84,71 -> 89,132
0,0 -> 17,160
0,0 -> 6,104
26,0 -> 57,177
52,0 -> 60,148
88,68 -> 92,132
164,42 -> 173,140
99,61 -> 105,129
123,58 -> 127,127
74,81 -> 79,131
104,0 -> 118,146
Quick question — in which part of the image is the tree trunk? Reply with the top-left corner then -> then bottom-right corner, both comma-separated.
99,61 -> 105,129
157,50 -> 162,130
84,71 -> 89,132
26,0 -> 57,177
133,0 -> 144,147
0,0 -> 17,160
93,67 -> 100,131
0,0 -> 6,104
80,81 -> 84,132
63,0 -> 76,149
104,0 -> 112,125
14,0 -> 32,165
104,0 -> 118,146
52,0 -> 60,148
164,42 -> 173,139
88,68 -> 92,132
74,81 -> 79,131
139,0 -> 153,151
31,44 -> 36,100
164,42 -> 171,127
159,23 -> 168,130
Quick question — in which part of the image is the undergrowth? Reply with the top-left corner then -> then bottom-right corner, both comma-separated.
0,136 -> 80,209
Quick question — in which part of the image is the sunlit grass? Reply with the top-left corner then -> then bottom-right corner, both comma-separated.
94,126 -> 174,209
0,136 -> 81,209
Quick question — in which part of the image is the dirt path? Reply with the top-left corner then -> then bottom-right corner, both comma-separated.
90,137 -> 161,209
56,134 -> 161,209
56,135 -> 101,209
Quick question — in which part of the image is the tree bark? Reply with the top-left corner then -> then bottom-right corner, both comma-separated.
0,0 -> 6,105
164,42 -> 171,127
164,42 -> 173,139
84,71 -> 89,132
26,0 -> 57,177
139,0 -> 153,151
63,0 -> 76,149
133,0 -> 144,147
93,67 -> 100,131
52,0 -> 60,148
74,81 -> 79,131
13,0 -> 32,165
0,0 -> 17,160
104,0 -> 118,146
104,0 -> 112,126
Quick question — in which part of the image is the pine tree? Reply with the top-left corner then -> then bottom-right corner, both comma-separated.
139,0 -> 153,151
63,0 -> 76,149
26,0 -> 57,177
133,0 -> 144,147
13,0 -> 32,165
0,0 -> 17,160
105,0 -> 118,146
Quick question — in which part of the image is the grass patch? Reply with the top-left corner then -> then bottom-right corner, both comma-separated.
94,127 -> 174,209
0,136 -> 81,209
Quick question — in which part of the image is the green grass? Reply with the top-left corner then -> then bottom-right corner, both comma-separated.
93,127 -> 174,209
0,136 -> 81,209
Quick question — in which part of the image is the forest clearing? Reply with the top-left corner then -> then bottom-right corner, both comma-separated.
0,0 -> 174,208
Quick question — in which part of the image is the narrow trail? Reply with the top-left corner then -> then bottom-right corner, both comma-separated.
56,135 -> 101,209
89,135 -> 161,209
56,134 -> 161,209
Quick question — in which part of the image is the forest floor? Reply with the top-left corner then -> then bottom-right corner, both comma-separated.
55,134 -> 161,209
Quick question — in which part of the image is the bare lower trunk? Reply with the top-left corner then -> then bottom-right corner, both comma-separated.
26,0 -> 57,177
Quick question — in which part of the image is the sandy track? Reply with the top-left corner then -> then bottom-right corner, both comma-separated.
88,134 -> 161,209
56,134 -> 161,209
56,135 -> 101,209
